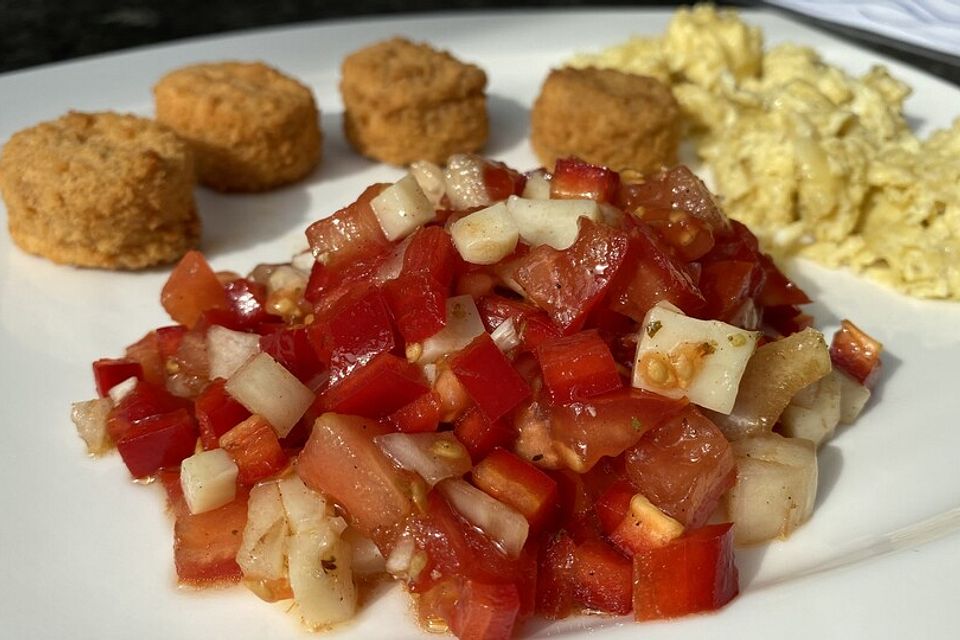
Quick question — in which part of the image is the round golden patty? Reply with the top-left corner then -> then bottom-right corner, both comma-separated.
0,111 -> 199,269
531,66 -> 681,175
154,61 -> 322,191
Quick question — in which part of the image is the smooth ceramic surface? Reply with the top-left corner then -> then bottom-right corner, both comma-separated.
2,9 -> 959,639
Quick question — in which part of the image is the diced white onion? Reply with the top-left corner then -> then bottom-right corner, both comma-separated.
70,397 -> 113,455
237,481 -> 288,581
267,265 -> 309,296
444,154 -> 490,210
376,432 -> 472,486
207,325 -> 261,380
288,534 -> 356,629
632,302 -> 759,414
371,174 -> 437,241
506,195 -> 600,250
343,528 -> 385,576
108,376 -> 138,404
409,160 -> 447,207
780,369 -> 842,447
291,249 -> 316,273
521,169 -> 551,199
490,317 -> 521,352
180,448 -> 239,515
836,369 -> 872,424
418,295 -> 486,363
279,474 -> 335,535
726,434 -> 818,545
450,202 -> 519,265
385,537 -> 416,578
225,352 -> 315,437
438,478 -> 529,557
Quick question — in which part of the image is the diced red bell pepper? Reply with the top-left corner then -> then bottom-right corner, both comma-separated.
319,353 -> 429,418
156,325 -> 187,359
304,183 -> 391,272
297,413 -> 411,542
830,319 -> 883,388
536,531 -> 577,619
756,253 -> 811,307
384,271 -> 447,343
550,157 -> 621,203
572,538 -> 633,615
115,408 -> 198,478
625,406 -> 735,528
222,278 -> 270,330
259,325 -> 325,384
124,331 -> 165,386
608,223 -> 706,322
219,415 -> 288,485
472,448 -> 559,534
92,358 -> 143,397
403,225 -> 461,289
450,580 -> 521,640
481,158 -> 527,202
388,390 -> 442,433
158,471 -> 249,586
195,378 -> 252,450
454,408 -> 516,462
696,260 -> 764,325
763,304 -> 814,336
106,380 -> 189,443
632,522 -> 738,620
450,334 -> 531,423
594,479 -> 637,535
514,219 -> 630,333
309,285 -> 396,385
160,250 -> 229,328
536,330 -> 621,404
549,389 -> 688,473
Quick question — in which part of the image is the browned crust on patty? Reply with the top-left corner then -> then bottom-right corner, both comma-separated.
154,61 -> 322,191
0,111 -> 199,269
531,67 -> 681,175
340,37 -> 488,165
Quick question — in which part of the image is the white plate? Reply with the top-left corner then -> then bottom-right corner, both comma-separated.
2,8 -> 960,640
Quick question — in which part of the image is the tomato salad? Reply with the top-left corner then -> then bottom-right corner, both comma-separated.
71,155 -> 882,638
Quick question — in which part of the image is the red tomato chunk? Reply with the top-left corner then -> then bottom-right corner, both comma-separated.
536,330 -> 622,404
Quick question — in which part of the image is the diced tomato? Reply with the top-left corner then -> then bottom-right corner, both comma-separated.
259,325 -> 325,384
304,260 -> 329,304
92,358 -> 143,397
194,378 -> 252,450
644,210 -> 715,262
632,523 -> 738,621
764,304 -> 814,336
115,408 -> 198,478
454,408 -> 516,462
696,260 -> 764,325
124,331 -> 165,386
304,183 -> 391,272
219,415 -> 288,485
572,538 -> 633,615
536,531 -> 577,619
388,390 -> 442,433
482,158 -> 527,202
403,225 -> 461,288
450,580 -> 521,640
536,330 -> 621,404
830,319 -> 883,388
297,413 -> 412,541
156,325 -> 187,359
384,271 -> 447,343
550,157 -> 620,203
756,253 -> 811,307
549,389 -> 688,473
473,448 -> 559,534
625,406 -> 735,528
319,353 -> 429,418
514,219 -> 630,333
450,334 -> 531,423
594,479 -> 636,535
106,380 -> 188,443
164,472 -> 249,586
608,223 -> 706,322
309,285 -> 397,385
617,166 -> 727,233
703,219 -> 760,263
160,250 -> 229,328
222,278 -> 270,330
476,295 -> 561,352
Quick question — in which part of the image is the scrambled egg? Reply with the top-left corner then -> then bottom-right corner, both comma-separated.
570,4 -> 960,299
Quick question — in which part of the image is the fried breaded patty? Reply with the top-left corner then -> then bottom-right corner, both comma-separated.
0,111 -> 199,269
531,67 -> 681,175
154,61 -> 321,191
340,38 -> 488,166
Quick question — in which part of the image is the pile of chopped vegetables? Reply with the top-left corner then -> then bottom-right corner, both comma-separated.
71,155 -> 882,638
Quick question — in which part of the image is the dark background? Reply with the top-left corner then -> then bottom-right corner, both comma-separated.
1,0 -> 956,83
